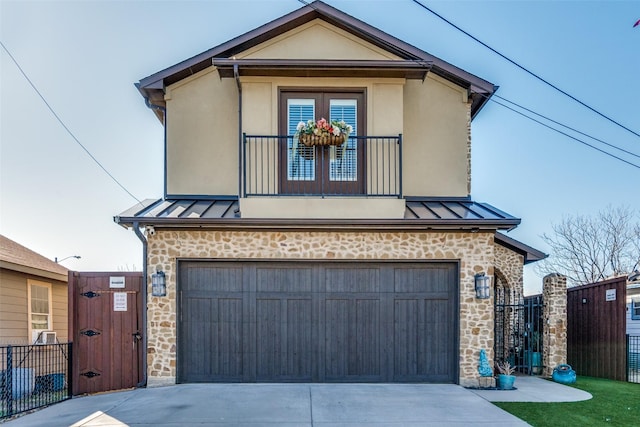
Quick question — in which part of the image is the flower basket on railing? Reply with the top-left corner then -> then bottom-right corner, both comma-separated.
295,118 -> 352,151
299,133 -> 347,147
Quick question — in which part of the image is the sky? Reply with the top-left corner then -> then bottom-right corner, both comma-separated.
1,0 -> 638,295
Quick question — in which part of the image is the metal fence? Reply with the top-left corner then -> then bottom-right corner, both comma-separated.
1,343 -> 72,419
494,288 -> 544,375
629,335 -> 640,383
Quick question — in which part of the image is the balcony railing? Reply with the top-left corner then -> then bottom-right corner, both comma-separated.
243,134 -> 402,197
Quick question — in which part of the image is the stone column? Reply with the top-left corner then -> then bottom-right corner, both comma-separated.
542,273 -> 567,377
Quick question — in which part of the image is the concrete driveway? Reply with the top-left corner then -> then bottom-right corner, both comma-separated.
3,383 -> 531,426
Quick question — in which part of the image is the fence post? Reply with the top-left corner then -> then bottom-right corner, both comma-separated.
542,273 -> 567,377
68,343 -> 73,397
6,345 -> 13,417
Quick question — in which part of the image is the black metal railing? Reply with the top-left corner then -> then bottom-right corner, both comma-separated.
243,134 -> 402,197
1,343 -> 72,419
629,335 -> 639,383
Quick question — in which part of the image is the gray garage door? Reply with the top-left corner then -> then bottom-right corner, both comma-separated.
177,261 -> 458,383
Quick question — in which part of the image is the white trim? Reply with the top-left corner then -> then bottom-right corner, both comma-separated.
27,279 -> 53,344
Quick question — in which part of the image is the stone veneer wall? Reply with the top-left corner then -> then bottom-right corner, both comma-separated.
542,273 -> 567,377
493,244 -> 524,296
145,230 -> 496,387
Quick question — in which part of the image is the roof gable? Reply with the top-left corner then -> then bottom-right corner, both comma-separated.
0,234 -> 68,280
236,19 -> 402,61
138,0 -> 495,119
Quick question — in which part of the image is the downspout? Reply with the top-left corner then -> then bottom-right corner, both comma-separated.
234,63 -> 243,200
133,221 -> 148,387
145,98 -> 168,199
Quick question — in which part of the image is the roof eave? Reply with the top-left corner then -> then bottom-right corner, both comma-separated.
494,232 -> 548,264
0,260 -> 68,283
114,216 -> 520,232
136,0 -> 496,118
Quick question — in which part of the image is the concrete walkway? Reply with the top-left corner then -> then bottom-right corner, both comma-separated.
470,375 -> 592,402
3,378 -> 590,426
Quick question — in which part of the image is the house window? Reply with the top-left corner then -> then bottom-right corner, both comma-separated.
280,90 -> 365,195
632,299 -> 640,320
28,280 -> 52,343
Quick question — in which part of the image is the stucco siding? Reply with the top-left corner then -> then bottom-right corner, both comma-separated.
238,19 -> 400,61
165,68 -> 239,196
403,76 -> 470,197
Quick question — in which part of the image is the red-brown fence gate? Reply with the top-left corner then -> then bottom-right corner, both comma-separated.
567,276 -> 627,381
69,272 -> 143,394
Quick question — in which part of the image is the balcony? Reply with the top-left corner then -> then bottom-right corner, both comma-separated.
243,135 -> 402,198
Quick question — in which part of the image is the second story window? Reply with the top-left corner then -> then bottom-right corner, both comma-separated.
280,90 -> 365,195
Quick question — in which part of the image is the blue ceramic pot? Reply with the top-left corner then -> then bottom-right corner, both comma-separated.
497,374 -> 515,390
552,364 -> 576,384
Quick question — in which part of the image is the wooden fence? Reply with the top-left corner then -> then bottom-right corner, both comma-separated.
567,276 -> 627,381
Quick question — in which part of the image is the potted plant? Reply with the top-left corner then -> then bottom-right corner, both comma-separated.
295,118 -> 353,147
496,360 -> 516,390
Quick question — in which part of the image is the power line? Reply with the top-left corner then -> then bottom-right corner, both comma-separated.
1,41 -> 142,204
493,95 -> 640,160
410,0 -> 640,140
486,95 -> 640,170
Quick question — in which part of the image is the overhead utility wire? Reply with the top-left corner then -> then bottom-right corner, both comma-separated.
483,94 -> 640,170
410,0 -> 640,139
300,0 -> 636,169
0,41 -> 142,204
493,95 -> 640,160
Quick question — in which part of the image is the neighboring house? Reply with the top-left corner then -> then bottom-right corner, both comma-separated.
627,273 -> 640,335
0,235 -> 68,345
115,1 -> 545,387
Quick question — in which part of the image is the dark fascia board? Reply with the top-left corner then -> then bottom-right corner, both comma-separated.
137,0 -> 495,117
494,232 -> 548,265
213,59 -> 432,79
114,216 -> 520,232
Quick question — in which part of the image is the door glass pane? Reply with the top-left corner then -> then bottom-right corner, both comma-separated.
288,99 -> 315,181
329,99 -> 357,181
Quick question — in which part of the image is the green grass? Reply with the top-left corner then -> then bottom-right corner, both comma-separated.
494,377 -> 640,426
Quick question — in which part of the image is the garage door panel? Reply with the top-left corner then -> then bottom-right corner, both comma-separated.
256,266 -> 313,293
182,298 -> 213,379
324,267 -> 381,293
217,298 -> 244,378
187,266 -> 244,292
285,299 -> 313,379
325,298 -> 382,381
256,297 -> 313,381
179,261 -> 457,383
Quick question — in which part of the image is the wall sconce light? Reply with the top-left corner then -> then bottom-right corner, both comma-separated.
474,273 -> 491,299
152,271 -> 166,297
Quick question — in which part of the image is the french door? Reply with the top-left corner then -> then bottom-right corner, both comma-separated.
279,91 -> 365,194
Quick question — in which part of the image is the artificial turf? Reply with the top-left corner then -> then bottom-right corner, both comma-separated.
494,376 -> 640,426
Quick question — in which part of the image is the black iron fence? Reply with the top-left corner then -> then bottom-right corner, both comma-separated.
1,343 -> 72,419
243,135 -> 402,197
494,289 -> 544,375
629,335 -> 640,383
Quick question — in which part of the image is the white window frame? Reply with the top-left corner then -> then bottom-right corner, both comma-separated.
27,279 -> 53,344
287,98 -> 316,181
632,299 -> 640,320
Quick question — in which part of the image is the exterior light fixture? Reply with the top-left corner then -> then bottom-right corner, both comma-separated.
474,273 -> 491,299
152,271 -> 166,297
